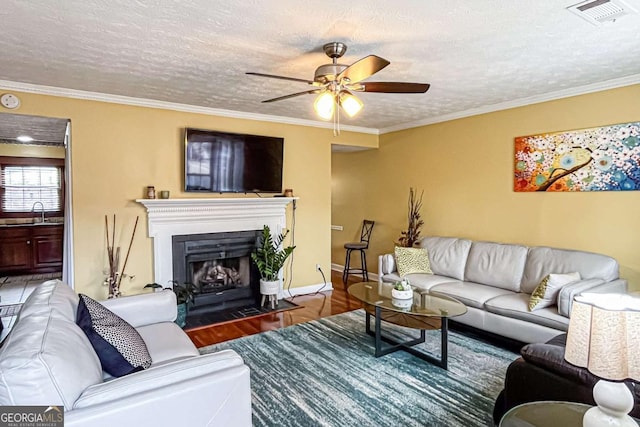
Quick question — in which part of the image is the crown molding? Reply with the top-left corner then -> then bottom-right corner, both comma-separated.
379,73 -> 640,134
0,79 -> 379,135
2,74 -> 638,137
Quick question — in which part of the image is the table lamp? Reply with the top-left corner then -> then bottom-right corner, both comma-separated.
564,293 -> 640,427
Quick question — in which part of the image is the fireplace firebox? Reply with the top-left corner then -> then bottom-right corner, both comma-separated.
172,230 -> 261,314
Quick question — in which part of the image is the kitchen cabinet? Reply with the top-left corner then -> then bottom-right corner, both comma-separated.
0,224 -> 63,275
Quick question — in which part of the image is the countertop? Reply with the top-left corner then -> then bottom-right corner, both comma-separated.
0,222 -> 63,228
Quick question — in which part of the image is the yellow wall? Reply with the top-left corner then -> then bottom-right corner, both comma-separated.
0,143 -> 65,158
1,92 -> 377,298
332,84 -> 640,291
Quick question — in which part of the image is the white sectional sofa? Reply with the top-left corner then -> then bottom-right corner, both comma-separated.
378,236 -> 627,343
0,280 -> 252,427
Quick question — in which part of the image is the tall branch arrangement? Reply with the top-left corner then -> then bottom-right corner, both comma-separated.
397,187 -> 424,248
104,214 -> 139,298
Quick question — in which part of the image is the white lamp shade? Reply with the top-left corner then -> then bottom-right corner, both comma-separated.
339,92 -> 363,117
314,92 -> 335,120
565,293 -> 640,381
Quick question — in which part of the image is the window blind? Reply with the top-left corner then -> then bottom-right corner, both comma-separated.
1,166 -> 62,212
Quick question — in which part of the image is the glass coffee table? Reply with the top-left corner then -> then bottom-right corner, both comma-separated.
347,281 -> 467,369
499,401 -> 640,426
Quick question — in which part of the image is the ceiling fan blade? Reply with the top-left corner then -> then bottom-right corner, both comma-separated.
336,55 -> 390,84
359,82 -> 431,93
262,89 -> 321,103
246,72 -> 316,85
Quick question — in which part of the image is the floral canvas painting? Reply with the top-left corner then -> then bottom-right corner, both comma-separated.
514,122 -> 640,192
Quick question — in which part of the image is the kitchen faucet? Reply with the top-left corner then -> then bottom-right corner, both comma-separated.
31,201 -> 45,224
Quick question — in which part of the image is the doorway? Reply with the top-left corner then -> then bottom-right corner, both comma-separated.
0,112 -> 72,340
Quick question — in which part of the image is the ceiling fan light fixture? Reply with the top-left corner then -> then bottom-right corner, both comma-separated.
339,92 -> 363,118
314,92 -> 335,120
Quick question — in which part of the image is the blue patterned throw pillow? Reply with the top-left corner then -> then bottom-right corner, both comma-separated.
76,294 -> 152,377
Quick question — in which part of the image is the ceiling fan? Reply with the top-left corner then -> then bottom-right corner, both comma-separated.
247,42 -> 430,131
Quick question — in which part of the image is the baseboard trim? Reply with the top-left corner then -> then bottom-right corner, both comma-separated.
281,281 -> 334,298
331,263 -> 379,281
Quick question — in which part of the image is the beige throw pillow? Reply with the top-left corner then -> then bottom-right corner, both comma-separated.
529,272 -> 581,311
394,246 -> 433,277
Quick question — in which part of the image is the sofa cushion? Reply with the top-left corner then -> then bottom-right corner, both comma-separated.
0,308 -> 102,410
485,293 -> 569,331
430,281 -> 515,309
529,272 -> 581,311
464,241 -> 528,291
394,246 -> 433,276
77,294 -> 152,377
521,246 -> 619,294
136,322 -> 199,365
383,273 -> 461,292
520,334 -> 596,387
419,236 -> 471,281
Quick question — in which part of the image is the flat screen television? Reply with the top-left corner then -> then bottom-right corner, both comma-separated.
184,128 -> 284,193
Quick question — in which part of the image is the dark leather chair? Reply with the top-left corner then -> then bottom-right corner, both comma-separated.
342,220 -> 375,285
493,333 -> 640,425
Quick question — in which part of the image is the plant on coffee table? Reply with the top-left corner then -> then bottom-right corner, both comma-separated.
392,278 -> 413,300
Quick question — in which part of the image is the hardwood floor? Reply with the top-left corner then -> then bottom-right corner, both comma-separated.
186,270 -> 364,348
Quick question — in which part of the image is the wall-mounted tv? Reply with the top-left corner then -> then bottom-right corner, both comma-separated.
184,128 -> 284,193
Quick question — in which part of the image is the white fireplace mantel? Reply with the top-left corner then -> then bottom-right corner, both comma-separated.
136,197 -> 296,287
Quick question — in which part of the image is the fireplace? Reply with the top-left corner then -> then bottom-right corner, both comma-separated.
136,197 -> 296,311
172,230 -> 261,313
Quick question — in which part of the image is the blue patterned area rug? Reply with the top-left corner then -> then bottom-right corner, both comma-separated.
200,309 -> 518,427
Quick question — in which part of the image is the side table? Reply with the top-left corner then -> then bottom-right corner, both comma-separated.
499,401 -> 640,427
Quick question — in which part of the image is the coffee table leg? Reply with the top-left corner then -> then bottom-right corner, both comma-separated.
364,308 -> 449,370
375,305 -> 382,357
365,311 -> 371,334
441,317 -> 448,370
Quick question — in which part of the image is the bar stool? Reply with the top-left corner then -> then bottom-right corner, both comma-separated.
342,220 -> 375,285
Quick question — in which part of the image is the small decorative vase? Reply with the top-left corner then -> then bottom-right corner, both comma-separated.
176,303 -> 187,328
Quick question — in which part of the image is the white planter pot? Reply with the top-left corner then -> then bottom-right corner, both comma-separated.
260,279 -> 280,295
392,297 -> 413,309
392,288 -> 413,300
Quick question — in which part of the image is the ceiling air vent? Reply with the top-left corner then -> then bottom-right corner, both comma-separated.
567,0 -> 637,25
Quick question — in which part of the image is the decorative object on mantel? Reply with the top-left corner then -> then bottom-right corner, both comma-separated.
144,281 -> 197,328
104,214 -> 139,298
159,190 -> 170,199
514,121 -> 640,192
146,186 -> 156,199
397,187 -> 425,247
251,225 -> 296,309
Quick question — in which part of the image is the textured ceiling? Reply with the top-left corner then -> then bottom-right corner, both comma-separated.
0,113 -> 67,145
0,0 -> 639,132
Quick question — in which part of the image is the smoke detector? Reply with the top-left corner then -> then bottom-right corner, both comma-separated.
567,0 -> 638,26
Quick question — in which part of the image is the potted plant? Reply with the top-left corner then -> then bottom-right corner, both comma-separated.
144,280 -> 197,328
251,225 -> 295,301
392,278 -> 413,299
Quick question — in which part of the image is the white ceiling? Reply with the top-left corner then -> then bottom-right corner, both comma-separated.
1,0 -> 639,133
